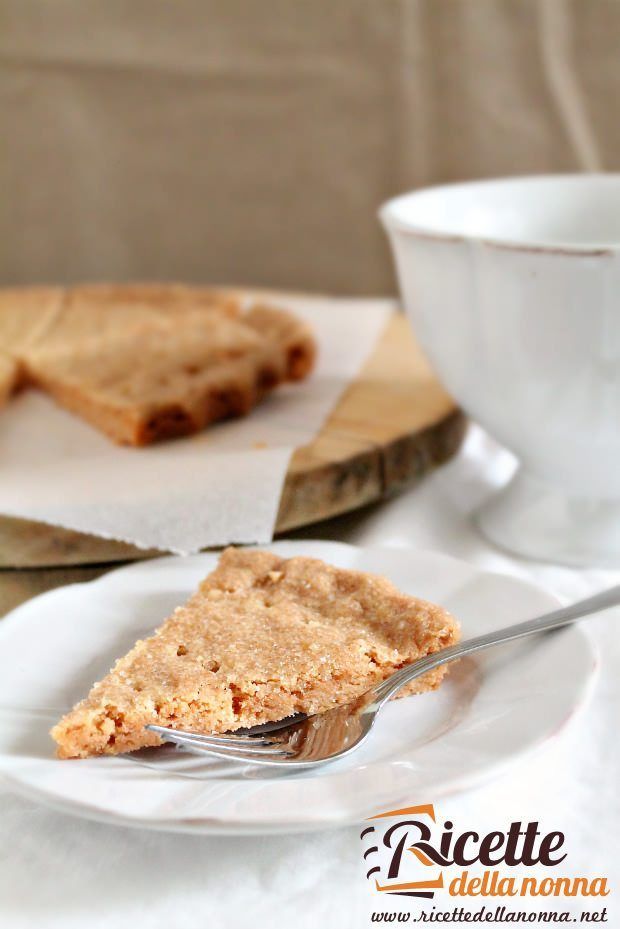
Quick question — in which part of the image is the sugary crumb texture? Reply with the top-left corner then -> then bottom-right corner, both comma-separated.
51,548 -> 460,759
0,283 -> 316,444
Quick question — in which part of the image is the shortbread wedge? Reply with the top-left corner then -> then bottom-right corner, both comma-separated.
25,304 -> 316,444
0,283 -> 316,444
51,547 -> 459,759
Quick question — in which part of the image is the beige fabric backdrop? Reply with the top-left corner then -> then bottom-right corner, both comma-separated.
1,0 -> 620,295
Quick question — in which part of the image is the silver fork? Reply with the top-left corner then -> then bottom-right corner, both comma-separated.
145,584 -> 619,769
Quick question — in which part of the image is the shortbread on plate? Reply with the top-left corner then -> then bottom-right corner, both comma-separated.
0,284 -> 316,444
51,547 -> 460,759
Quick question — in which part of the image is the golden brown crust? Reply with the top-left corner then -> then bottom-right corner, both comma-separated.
0,285 -> 316,445
244,304 -> 317,380
51,547 -> 459,759
0,353 -> 21,407
62,282 -> 241,323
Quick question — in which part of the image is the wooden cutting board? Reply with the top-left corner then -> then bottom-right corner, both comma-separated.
0,314 -> 465,569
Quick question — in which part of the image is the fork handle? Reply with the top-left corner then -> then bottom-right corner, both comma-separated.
372,583 -> 620,704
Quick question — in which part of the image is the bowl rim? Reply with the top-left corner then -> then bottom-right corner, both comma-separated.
379,173 -> 620,257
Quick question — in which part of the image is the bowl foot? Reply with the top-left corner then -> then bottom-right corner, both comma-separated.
476,468 -> 620,567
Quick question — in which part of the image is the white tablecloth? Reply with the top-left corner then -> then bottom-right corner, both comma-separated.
1,426 -> 618,927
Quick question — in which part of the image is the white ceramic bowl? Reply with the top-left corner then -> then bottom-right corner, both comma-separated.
380,174 -> 620,566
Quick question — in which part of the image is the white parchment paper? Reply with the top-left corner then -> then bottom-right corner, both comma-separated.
0,296 -> 393,553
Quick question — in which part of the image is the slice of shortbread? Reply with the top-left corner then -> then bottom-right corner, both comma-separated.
0,284 -> 316,444
51,548 -> 459,759
25,304 -> 315,444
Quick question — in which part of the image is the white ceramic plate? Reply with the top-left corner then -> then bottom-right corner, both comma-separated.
0,541 -> 597,834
